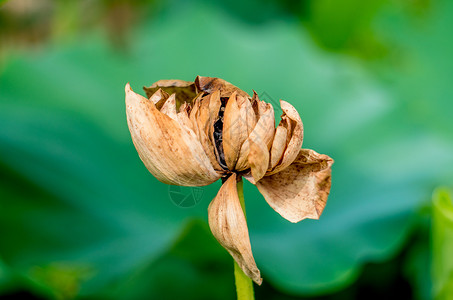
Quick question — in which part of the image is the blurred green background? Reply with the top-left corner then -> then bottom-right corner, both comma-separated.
1,0 -> 452,299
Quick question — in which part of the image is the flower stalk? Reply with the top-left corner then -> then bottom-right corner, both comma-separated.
234,260 -> 254,300
234,178 -> 255,300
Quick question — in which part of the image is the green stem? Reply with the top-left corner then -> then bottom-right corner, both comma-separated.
234,178 -> 255,300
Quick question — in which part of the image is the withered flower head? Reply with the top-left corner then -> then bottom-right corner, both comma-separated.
125,76 -> 333,285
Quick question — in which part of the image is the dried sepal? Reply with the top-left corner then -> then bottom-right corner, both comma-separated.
125,83 -> 220,186
208,173 -> 262,285
256,149 -> 333,223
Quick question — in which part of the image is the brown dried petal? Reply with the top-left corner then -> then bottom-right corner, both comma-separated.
256,149 -> 333,223
192,91 -> 223,171
196,91 -> 221,134
267,100 -> 303,175
240,94 -> 257,137
223,92 -> 251,170
206,91 -> 222,136
177,106 -> 195,133
149,88 -> 169,110
208,173 -> 262,285
248,138 -> 270,183
235,103 -> 275,171
125,84 -> 220,186
160,93 -> 178,121
269,122 -> 288,169
144,79 -> 197,109
251,90 -> 259,108
195,76 -> 250,99
189,93 -> 203,126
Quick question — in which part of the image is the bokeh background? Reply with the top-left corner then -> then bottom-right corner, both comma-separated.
1,0 -> 453,299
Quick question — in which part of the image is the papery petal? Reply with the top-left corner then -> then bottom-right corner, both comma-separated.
223,92 -> 251,170
125,83 -> 220,186
189,93 -> 203,125
208,173 -> 262,285
235,103 -> 275,171
239,94 -> 257,137
267,100 -> 304,175
160,93 -> 178,121
208,91 -> 222,127
248,138 -> 270,183
198,91 -> 221,135
149,88 -> 169,110
195,76 -> 250,98
192,91 -> 223,171
203,91 -> 229,170
256,149 -> 333,223
269,124 -> 288,169
144,79 -> 197,109
159,94 -> 198,136
251,90 -> 259,107
177,103 -> 195,132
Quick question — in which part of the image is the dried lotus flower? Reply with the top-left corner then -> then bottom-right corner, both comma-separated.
125,76 -> 333,285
